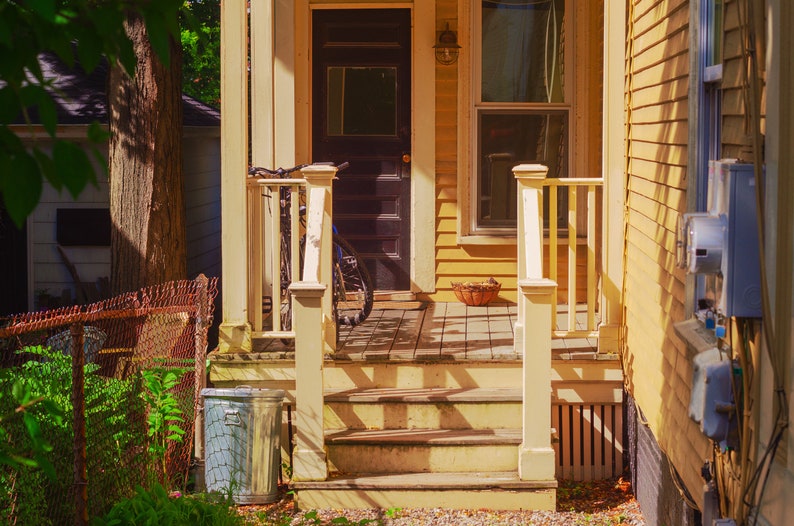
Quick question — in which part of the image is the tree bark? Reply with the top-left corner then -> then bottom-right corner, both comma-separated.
109,14 -> 186,295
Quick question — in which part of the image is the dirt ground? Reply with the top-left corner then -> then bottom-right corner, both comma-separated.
236,478 -> 646,525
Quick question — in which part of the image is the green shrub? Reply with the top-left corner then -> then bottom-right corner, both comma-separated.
92,484 -> 244,526
0,345 -> 145,523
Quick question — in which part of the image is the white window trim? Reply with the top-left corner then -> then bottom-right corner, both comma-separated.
457,0 -> 574,244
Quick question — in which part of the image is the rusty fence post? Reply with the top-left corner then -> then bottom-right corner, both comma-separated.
193,274 -> 210,491
70,323 -> 88,525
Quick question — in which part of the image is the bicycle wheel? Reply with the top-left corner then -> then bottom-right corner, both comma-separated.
332,234 -> 374,327
279,231 -> 294,332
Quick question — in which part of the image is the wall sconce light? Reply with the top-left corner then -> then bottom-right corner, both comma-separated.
434,23 -> 460,65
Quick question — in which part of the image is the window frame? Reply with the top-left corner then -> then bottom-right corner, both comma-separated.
460,0 -> 575,242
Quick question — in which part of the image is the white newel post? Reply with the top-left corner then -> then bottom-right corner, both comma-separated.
513,164 -> 557,481
290,282 -> 329,481
517,279 -> 557,481
302,164 -> 337,353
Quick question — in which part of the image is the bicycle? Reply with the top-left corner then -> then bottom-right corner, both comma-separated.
248,162 -> 374,333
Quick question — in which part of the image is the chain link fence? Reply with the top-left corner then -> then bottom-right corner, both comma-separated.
0,275 -> 217,525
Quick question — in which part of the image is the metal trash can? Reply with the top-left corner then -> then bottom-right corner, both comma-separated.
201,386 -> 285,504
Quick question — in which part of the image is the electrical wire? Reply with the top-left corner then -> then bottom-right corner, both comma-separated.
733,0 -> 790,522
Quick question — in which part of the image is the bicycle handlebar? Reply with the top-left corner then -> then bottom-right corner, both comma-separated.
248,162 -> 349,177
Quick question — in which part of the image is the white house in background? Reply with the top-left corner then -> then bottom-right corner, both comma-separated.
0,52 -> 221,315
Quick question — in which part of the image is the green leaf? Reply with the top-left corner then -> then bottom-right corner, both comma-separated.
12,380 -> 29,404
33,452 -> 57,479
4,152 -> 43,227
23,0 -> 57,22
36,87 -> 58,136
0,87 -> 18,124
87,121 -> 110,144
32,147 -> 60,190
53,140 -> 94,198
144,14 -> 171,68
23,412 -> 44,442
75,29 -> 104,74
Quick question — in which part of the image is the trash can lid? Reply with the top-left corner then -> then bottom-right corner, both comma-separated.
201,386 -> 286,400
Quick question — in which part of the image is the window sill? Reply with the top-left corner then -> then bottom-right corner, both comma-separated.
457,233 -> 517,246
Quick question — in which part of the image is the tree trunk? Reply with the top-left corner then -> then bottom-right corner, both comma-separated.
109,14 -> 186,295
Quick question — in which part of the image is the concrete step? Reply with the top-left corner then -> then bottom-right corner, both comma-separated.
325,428 -> 523,474
324,387 -> 522,430
291,471 -> 557,510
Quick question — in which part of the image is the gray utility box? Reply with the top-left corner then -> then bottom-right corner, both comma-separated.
201,386 -> 285,504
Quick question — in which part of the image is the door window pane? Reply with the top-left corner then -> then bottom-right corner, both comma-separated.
327,67 -> 397,136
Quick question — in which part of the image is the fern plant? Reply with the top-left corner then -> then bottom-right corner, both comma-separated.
140,367 -> 191,485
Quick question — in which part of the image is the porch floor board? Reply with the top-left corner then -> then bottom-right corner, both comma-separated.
337,302 -> 599,361
254,302 -> 602,360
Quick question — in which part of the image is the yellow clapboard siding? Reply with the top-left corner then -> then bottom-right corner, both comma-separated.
628,192 -> 681,232
437,261 -> 518,275
631,99 -> 690,125
629,121 -> 690,145
628,175 -> 687,209
436,201 -> 458,219
631,76 -> 689,106
629,142 -> 690,170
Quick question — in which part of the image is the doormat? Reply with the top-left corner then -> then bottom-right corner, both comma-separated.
371,300 -> 426,311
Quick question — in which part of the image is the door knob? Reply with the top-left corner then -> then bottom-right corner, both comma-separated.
401,153 -> 411,164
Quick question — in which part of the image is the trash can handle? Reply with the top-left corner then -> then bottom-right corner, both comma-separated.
224,409 -> 242,426
234,385 -> 253,393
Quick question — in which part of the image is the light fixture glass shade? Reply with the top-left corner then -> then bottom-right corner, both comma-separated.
434,26 -> 460,65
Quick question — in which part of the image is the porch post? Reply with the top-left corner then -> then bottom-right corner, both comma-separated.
599,0 -> 626,353
517,279 -> 557,481
290,282 -> 329,481
514,163 -> 556,482
218,0 -> 251,353
302,164 -> 337,353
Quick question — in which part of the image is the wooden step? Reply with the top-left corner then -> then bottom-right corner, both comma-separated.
325,428 -> 523,473
291,471 -> 557,511
324,387 -> 522,430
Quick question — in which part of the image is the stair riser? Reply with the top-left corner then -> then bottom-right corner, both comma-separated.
295,488 -> 556,511
325,402 -> 522,430
324,362 -> 524,390
327,444 -> 519,473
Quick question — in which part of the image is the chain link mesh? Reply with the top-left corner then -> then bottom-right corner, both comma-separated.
0,275 -> 217,524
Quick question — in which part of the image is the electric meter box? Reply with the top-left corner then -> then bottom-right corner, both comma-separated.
678,161 -> 762,318
712,162 -> 762,317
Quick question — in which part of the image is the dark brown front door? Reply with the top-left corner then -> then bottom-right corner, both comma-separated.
312,8 -> 411,291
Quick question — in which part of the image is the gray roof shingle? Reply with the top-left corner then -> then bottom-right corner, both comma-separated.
20,52 -> 219,127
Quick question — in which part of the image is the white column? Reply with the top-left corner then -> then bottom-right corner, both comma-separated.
599,0 -> 626,352
218,0 -> 251,353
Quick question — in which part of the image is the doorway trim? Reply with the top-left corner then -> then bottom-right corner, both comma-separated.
292,1 -> 436,293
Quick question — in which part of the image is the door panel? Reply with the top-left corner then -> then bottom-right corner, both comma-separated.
313,9 -> 411,291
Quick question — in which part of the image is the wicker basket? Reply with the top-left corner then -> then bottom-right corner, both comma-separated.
451,279 -> 502,306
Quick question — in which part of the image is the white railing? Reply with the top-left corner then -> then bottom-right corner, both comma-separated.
246,165 -> 337,346
513,165 -> 605,484
544,178 -> 604,339
247,176 -> 304,338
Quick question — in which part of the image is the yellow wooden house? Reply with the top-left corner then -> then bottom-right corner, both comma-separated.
210,0 -> 793,521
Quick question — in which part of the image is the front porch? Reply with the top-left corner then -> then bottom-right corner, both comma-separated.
210,301 -> 624,510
